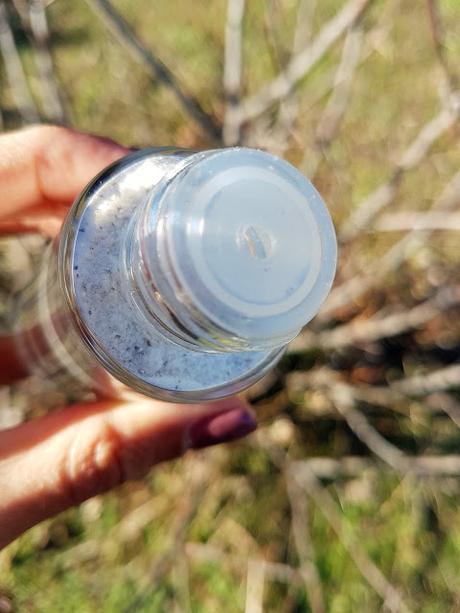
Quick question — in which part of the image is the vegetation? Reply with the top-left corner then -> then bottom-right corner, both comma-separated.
0,0 -> 459,611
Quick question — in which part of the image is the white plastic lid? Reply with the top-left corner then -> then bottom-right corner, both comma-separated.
150,148 -> 337,348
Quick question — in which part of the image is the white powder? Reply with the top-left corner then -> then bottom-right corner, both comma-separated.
72,155 -> 275,397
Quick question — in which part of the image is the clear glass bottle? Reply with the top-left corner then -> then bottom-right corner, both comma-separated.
11,147 -> 337,402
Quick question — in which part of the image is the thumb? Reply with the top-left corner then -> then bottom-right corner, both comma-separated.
0,397 -> 256,549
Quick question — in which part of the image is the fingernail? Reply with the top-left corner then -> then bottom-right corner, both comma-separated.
188,408 -> 257,450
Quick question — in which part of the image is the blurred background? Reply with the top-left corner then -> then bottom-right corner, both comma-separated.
0,0 -> 459,610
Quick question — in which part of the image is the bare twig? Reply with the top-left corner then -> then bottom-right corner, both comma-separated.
223,0 -> 246,145
123,458 -> 210,612
295,455 -> 460,480
339,101 -> 459,244
315,25 -> 363,144
330,383 -> 410,473
235,0 -> 374,125
425,392 -> 460,429
0,0 -> 39,123
292,0 -> 316,52
320,170 -> 460,318
393,364 -> 460,396
302,24 -> 363,177
262,0 -> 286,75
289,461 -> 410,612
23,0 -> 67,123
256,428 -> 409,612
85,0 -> 220,141
285,469 -> 325,613
186,542 -> 302,585
250,6 -> 396,154
245,559 -> 266,613
426,0 -> 458,95
268,0 -> 317,155
291,285 -> 460,352
375,211 -> 460,232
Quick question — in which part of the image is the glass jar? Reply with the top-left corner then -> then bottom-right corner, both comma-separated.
11,147 -> 337,402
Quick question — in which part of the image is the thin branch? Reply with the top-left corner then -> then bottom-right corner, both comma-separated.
330,383 -> 410,473
285,469 -> 325,613
85,0 -> 220,141
291,285 -> 460,352
339,101 -> 459,244
223,0 -> 246,145
392,364 -> 460,396
375,211 -> 460,232
256,429 -> 409,612
123,458 -> 210,612
0,0 -> 39,123
287,367 -> 460,428
320,170 -> 460,318
23,0 -> 67,123
268,0 -> 317,155
294,455 -> 460,480
244,559 -> 266,613
301,24 -> 363,177
426,0 -> 458,95
288,461 -> 410,612
316,24 -> 363,146
262,0 -> 286,75
235,0 -> 374,125
293,0 -> 316,52
186,542 -> 302,585
425,392 -> 460,429
249,7 -> 395,154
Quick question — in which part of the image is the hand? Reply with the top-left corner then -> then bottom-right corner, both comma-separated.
0,126 -> 256,550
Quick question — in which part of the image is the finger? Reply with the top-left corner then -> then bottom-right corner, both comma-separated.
0,202 -> 68,238
0,396 -> 256,549
0,125 -> 129,220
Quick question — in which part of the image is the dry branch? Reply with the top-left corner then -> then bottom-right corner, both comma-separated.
426,0 -> 458,95
235,0 -> 373,125
288,461 -> 410,612
24,0 -> 67,123
223,0 -> 246,145
123,458 -> 210,612
330,383 -> 410,473
375,211 -> 460,232
339,101 -> 459,243
302,24 -> 363,177
185,542 -> 302,585
294,455 -> 460,480
291,285 -> 460,352
85,0 -> 220,141
425,392 -> 460,429
285,469 -> 325,613
319,170 -> 460,318
393,364 -> 460,396
245,559 -> 266,613
0,0 -> 39,123
269,0 -> 317,155
315,24 -> 363,144
256,429 -> 409,612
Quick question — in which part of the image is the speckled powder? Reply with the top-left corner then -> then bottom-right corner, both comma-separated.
72,154 -> 274,396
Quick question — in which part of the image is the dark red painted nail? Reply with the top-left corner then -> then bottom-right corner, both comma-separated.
189,408 -> 257,449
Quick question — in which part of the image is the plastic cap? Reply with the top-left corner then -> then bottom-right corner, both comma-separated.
152,148 -> 337,348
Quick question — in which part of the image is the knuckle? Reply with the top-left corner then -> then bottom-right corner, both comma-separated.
62,421 -> 125,505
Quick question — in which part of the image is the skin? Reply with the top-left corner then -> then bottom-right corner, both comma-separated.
0,125 -> 256,550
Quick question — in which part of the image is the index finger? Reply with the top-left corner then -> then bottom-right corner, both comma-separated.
0,125 -> 130,220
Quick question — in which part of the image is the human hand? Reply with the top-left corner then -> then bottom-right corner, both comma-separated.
0,126 -> 256,550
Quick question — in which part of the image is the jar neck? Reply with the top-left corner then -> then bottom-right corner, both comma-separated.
124,157 -> 261,354
122,147 -> 325,355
